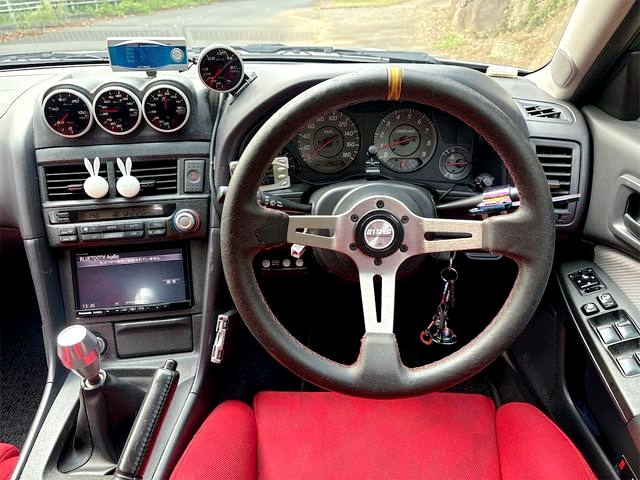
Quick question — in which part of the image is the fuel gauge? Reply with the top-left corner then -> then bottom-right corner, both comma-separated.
438,146 -> 472,181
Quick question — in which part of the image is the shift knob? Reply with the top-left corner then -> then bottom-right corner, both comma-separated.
57,325 -> 103,386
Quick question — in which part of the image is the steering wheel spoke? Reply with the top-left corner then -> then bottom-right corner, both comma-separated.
411,217 -> 484,255
287,214 -> 348,253
358,263 -> 400,334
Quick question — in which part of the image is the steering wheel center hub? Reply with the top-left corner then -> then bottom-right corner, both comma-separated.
356,211 -> 404,258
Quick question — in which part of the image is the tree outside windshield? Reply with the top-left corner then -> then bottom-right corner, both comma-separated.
0,0 -> 576,70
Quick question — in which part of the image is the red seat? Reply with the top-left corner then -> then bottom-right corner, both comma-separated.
171,392 -> 596,480
0,443 -> 18,480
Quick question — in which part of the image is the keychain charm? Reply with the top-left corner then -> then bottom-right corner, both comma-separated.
420,253 -> 459,346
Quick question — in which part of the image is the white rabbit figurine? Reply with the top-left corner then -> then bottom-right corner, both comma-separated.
116,157 -> 140,198
83,157 -> 109,199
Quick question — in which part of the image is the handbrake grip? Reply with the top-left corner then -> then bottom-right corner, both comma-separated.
114,360 -> 179,480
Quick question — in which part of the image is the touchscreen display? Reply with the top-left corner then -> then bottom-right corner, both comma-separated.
74,247 -> 189,310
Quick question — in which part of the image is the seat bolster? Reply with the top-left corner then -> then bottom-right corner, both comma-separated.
496,402 -> 597,480
170,400 -> 256,480
0,443 -> 18,480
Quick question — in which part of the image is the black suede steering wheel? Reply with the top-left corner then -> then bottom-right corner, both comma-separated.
221,67 -> 555,398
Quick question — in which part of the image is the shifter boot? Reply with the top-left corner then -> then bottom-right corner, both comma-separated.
58,373 -> 145,475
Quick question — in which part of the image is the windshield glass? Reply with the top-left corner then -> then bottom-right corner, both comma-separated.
1,0 -> 577,70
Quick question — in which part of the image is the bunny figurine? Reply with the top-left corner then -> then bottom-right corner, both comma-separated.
83,157 -> 109,199
116,157 -> 141,198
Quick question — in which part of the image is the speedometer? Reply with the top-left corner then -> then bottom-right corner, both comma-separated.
93,86 -> 142,135
296,110 -> 360,173
373,108 -> 437,172
142,84 -> 190,132
42,89 -> 93,138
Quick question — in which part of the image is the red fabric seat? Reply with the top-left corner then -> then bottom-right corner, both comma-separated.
171,392 -> 596,480
0,443 -> 18,480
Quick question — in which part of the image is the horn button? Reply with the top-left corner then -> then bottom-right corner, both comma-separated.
355,211 -> 404,258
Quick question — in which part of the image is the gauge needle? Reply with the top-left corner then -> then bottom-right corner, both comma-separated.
55,112 -> 69,126
162,94 -> 169,110
210,59 -> 234,81
101,108 -> 119,113
379,135 -> 418,149
312,134 -> 339,156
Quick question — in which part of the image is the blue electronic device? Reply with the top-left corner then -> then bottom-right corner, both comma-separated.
107,37 -> 188,72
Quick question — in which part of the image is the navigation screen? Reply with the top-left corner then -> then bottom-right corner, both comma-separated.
74,247 -> 189,310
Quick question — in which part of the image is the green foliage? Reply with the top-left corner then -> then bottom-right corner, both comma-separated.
522,0 -> 574,29
1,0 -> 213,28
435,32 -> 463,51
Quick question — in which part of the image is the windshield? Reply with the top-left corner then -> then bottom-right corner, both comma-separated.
0,0 -> 577,70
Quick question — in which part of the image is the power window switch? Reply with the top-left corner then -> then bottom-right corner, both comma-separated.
616,320 -> 639,340
598,325 -> 621,345
618,355 -> 640,376
581,303 -> 599,316
597,293 -> 618,310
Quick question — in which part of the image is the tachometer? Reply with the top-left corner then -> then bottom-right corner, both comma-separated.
142,84 -> 190,133
93,86 -> 142,135
439,146 -> 472,181
198,45 -> 245,93
373,108 -> 437,172
42,89 -> 93,138
296,110 -> 360,173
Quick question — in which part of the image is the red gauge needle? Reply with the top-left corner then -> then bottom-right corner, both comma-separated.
55,112 -> 69,126
312,134 -> 339,156
210,59 -> 234,82
379,135 -> 418,149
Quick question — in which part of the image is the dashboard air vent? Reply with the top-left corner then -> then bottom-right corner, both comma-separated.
531,139 -> 580,225
536,144 -> 573,196
43,164 -> 96,201
117,159 -> 178,196
516,99 -> 571,122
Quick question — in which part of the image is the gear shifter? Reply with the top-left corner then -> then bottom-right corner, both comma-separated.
56,325 -> 145,475
57,325 -> 104,387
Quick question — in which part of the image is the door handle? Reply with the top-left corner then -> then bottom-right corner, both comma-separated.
623,213 -> 640,240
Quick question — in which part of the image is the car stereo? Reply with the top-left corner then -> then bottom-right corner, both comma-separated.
72,244 -> 191,317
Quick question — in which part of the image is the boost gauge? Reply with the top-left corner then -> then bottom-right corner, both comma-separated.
198,45 -> 244,93
93,86 -> 142,135
42,89 -> 93,138
439,146 -> 473,181
142,85 -> 190,132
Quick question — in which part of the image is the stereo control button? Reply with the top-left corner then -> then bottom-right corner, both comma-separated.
101,224 -> 122,232
81,225 -> 101,234
148,228 -> 166,237
125,222 -> 144,231
148,221 -> 166,230
174,209 -> 200,233
103,232 -> 125,240
123,230 -> 144,238
59,226 -> 77,235
59,235 -> 78,243
81,233 -> 102,241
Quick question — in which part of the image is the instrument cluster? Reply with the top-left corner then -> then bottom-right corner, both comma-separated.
268,101 -> 496,186
42,82 -> 191,138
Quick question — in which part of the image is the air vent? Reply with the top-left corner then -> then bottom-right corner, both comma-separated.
532,139 -> 580,225
516,99 -> 571,123
43,164 -> 97,201
117,159 -> 178,196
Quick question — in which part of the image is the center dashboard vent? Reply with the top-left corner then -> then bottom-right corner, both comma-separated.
516,99 -> 572,123
116,159 -> 178,196
531,139 -> 580,224
43,164 -> 101,201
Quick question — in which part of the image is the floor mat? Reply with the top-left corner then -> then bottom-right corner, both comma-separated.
0,246 -> 47,448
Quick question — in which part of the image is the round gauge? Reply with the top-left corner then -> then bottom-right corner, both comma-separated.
93,87 -> 142,135
439,146 -> 473,181
142,85 -> 190,133
198,45 -> 244,93
373,108 -> 437,172
296,110 -> 360,173
42,89 -> 93,138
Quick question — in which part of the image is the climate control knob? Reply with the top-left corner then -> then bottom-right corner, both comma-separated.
174,209 -> 200,233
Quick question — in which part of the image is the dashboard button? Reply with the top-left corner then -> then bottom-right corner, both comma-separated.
103,231 -> 125,240
148,228 -> 166,237
81,233 -> 102,241
581,303 -> 599,315
125,222 -> 144,231
101,224 -> 122,232
81,225 -> 101,234
598,325 -> 620,345
59,235 -> 78,243
123,230 -> 144,239
59,226 -> 77,235
147,221 -> 166,230
616,320 -> 639,340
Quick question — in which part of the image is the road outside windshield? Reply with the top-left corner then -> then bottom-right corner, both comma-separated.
1,0 -> 576,70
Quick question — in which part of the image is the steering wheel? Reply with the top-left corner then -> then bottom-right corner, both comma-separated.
221,67 -> 555,398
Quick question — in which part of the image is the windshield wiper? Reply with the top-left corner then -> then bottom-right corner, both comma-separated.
229,44 -> 439,64
0,50 -> 108,65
